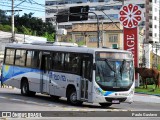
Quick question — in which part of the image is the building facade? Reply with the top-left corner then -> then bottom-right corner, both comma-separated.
144,0 -> 160,68
45,0 -> 160,68
58,21 -> 123,48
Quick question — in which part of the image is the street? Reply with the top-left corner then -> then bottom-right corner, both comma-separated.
0,87 -> 160,120
0,87 -> 160,111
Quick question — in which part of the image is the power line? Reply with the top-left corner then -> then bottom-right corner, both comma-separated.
0,0 -> 45,12
0,3 -> 45,12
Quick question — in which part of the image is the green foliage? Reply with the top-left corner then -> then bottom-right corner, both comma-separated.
0,9 -> 10,25
77,40 -> 85,46
0,24 -> 3,30
135,85 -> 160,95
1,25 -> 11,31
0,24 -> 17,32
43,32 -> 55,42
0,10 -> 55,38
157,64 -> 160,70
21,25 -> 32,35
14,13 -> 55,36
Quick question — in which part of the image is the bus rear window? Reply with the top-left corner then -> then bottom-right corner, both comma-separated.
5,49 -> 15,65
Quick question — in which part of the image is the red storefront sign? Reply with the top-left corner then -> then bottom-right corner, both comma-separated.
119,4 -> 143,80
124,27 -> 138,68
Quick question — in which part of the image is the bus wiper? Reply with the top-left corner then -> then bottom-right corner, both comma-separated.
105,59 -> 116,72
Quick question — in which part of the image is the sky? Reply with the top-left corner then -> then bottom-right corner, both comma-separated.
0,0 -> 45,18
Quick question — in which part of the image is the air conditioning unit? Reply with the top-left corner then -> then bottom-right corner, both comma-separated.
57,29 -> 67,35
112,44 -> 118,49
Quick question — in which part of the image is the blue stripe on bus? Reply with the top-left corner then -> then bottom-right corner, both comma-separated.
98,88 -> 114,96
2,65 -> 40,82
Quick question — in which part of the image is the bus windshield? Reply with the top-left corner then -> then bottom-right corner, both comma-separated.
95,52 -> 134,91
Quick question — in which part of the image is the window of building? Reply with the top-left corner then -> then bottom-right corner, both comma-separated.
138,4 -> 145,8
149,33 -> 152,36
154,25 -> 157,28
154,16 -> 157,20
155,33 -> 157,37
109,34 -> 118,42
5,49 -> 15,65
75,35 -> 84,42
155,8 -> 157,12
15,49 -> 26,66
89,36 -> 97,42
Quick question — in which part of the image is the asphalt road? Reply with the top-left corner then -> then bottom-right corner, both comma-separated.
0,88 -> 160,120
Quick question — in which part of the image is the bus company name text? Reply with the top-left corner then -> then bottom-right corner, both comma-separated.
49,72 -> 67,81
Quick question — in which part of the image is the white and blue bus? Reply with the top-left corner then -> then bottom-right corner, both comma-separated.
1,43 -> 135,107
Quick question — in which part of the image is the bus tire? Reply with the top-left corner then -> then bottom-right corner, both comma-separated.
67,88 -> 83,106
50,95 -> 60,101
99,103 -> 112,107
29,91 -> 36,96
21,80 -> 29,96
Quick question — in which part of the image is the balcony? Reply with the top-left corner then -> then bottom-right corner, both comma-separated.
149,32 -> 152,37
149,10 -> 152,15
149,23 -> 152,28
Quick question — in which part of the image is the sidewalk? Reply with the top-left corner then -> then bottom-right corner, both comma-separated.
134,93 -> 160,103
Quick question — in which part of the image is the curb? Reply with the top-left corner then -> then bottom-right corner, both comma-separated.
135,92 -> 160,97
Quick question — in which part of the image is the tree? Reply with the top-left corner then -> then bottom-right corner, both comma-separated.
0,9 -> 10,25
14,13 -> 55,41
43,32 -> 55,42
0,11 -> 56,41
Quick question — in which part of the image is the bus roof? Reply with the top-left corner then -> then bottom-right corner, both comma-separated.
5,43 -> 132,54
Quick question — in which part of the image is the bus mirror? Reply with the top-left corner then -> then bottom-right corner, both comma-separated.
93,63 -> 96,70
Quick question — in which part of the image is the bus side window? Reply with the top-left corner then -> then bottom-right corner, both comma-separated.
5,49 -> 15,65
82,55 -> 93,81
26,50 -> 40,68
52,52 -> 64,71
32,51 -> 40,68
70,55 -> 79,74
64,53 -> 70,72
15,49 -> 26,66
26,51 -> 32,67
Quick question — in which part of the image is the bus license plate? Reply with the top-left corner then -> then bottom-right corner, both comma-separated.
112,100 -> 120,103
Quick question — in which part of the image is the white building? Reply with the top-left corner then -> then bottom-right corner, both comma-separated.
45,0 -> 145,26
144,0 -> 160,68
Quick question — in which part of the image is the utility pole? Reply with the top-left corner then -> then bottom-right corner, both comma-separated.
5,0 -> 22,42
122,0 -> 124,6
11,0 -> 15,42
55,6 -> 59,42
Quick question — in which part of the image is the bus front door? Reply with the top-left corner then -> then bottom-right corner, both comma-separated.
80,55 -> 92,102
40,54 -> 51,94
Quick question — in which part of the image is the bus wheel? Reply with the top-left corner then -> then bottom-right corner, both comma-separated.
21,80 -> 29,96
29,91 -> 36,96
67,88 -> 83,106
99,103 -> 112,107
50,95 -> 60,101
